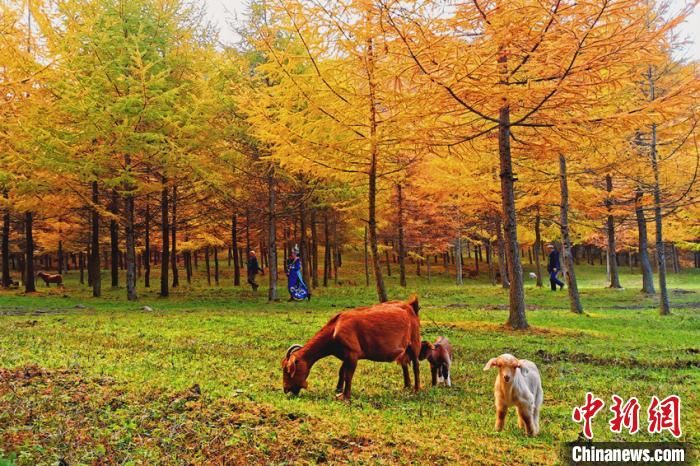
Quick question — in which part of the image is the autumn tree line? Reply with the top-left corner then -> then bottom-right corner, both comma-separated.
1,0 -> 698,328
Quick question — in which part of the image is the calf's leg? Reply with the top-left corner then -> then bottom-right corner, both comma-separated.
516,405 -> 536,436
495,405 -> 507,431
431,365 -> 438,386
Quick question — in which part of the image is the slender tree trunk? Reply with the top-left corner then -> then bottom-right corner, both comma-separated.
232,214 -> 240,286
214,246 -> 219,286
532,211 -> 542,288
496,217 -> 510,288
110,191 -> 119,287
366,30 -> 387,302
364,226 -> 370,286
605,174 -> 622,288
332,214 -> 339,284
311,209 -> 319,288
267,170 -> 278,301
160,181 -> 169,297
124,157 -> 137,301
185,251 -> 192,284
455,234 -> 463,285
171,186 -> 179,288
79,251 -> 85,285
499,93 -> 527,329
651,123 -> 670,314
559,155 -> 583,313
323,211 -> 330,287
245,209 -> 251,258
299,201 -> 310,286
397,184 -> 407,287
205,247 -> 211,286
635,189 -> 655,294
144,201 -> 151,288
385,245 -> 391,277
91,181 -> 101,297
1,193 -> 10,287
486,240 -> 495,285
24,212 -> 35,293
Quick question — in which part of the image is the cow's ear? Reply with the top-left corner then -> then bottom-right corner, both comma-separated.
483,358 -> 499,370
286,356 -> 297,377
407,294 -> 420,314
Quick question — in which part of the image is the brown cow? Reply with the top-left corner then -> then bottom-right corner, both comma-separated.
37,271 -> 63,287
282,295 -> 422,400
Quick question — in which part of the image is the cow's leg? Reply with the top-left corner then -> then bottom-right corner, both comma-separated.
401,363 -> 411,389
335,362 -> 346,394
341,358 -> 357,401
410,351 -> 420,391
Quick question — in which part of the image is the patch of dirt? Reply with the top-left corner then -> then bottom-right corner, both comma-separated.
444,321 -> 586,338
671,289 -> 696,295
534,349 -> 699,369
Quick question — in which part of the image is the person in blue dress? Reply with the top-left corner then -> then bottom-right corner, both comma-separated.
286,246 -> 311,301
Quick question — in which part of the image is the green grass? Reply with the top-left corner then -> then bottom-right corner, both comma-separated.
0,260 -> 698,465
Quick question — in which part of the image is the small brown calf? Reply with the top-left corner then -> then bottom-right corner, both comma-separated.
419,336 -> 453,387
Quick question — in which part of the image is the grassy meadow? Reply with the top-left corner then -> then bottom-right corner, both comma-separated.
0,259 -> 698,465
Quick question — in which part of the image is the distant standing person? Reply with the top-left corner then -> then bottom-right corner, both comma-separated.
247,250 -> 263,291
546,244 -> 564,291
286,246 -> 310,301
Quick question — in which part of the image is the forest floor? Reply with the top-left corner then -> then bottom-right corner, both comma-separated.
0,262 -> 698,465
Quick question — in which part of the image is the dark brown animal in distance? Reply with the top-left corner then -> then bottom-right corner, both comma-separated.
282,295 -> 423,401
37,271 -> 63,287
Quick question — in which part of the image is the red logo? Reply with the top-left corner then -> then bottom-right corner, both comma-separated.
572,392 -> 606,439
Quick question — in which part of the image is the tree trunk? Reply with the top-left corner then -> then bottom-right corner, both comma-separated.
534,211 -> 543,287
635,189 -> 655,294
91,181 -> 101,297
124,157 -> 137,301
384,246 -> 391,277
205,247 -> 211,286
267,170 -> 278,301
605,174 -> 622,288
496,217 -> 510,288
214,246 -> 219,286
559,155 -> 583,313
299,201 -> 310,286
311,209 -> 319,288
323,211 -> 330,287
498,95 -> 527,329
24,212 -> 36,293
79,251 -> 85,285
455,234 -> 463,285
232,214 -> 240,286
651,118 -> 670,314
486,240 -> 495,285
245,209 -> 251,258
171,186 -> 179,288
160,181 -> 169,297
366,31 -> 387,303
364,226 -> 370,286
110,191 -> 119,287
1,193 -> 10,287
396,184 -> 407,288
57,241 -> 64,274
144,200 -> 151,288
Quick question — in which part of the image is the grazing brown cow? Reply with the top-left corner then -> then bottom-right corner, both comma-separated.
282,295 -> 422,400
37,271 -> 63,287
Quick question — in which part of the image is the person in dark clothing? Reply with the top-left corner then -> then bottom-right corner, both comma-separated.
547,244 -> 565,291
247,250 -> 263,291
